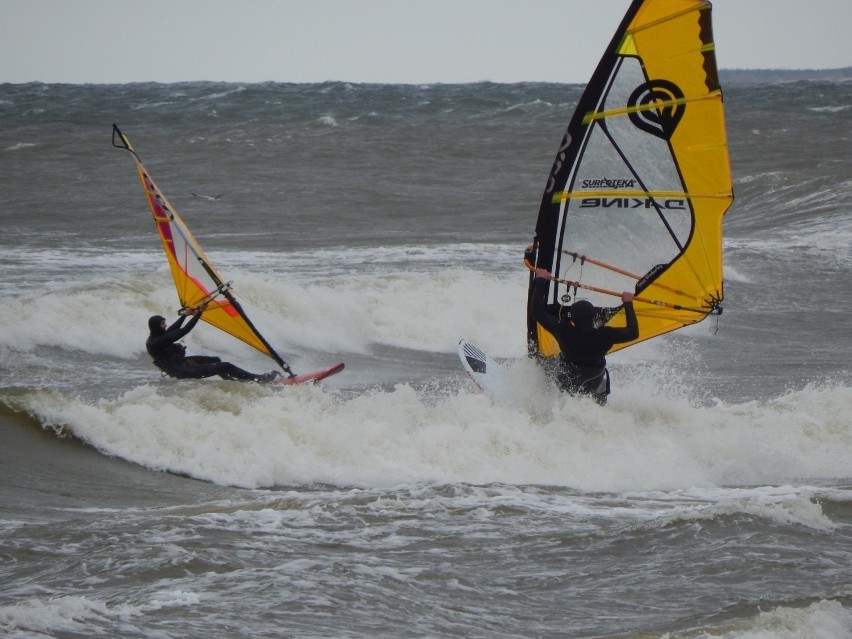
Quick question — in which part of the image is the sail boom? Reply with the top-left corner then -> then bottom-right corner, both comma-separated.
532,267 -> 717,316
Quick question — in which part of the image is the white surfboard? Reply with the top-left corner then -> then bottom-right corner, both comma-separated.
457,339 -> 506,392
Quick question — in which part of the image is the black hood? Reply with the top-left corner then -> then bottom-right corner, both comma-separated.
570,300 -> 595,330
148,315 -> 166,334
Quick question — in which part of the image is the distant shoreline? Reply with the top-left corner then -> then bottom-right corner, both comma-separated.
2,67 -> 851,87
720,66 -> 852,84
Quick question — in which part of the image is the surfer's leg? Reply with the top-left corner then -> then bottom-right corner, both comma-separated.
214,363 -> 257,381
183,357 -> 263,380
555,361 -> 590,394
557,362 -> 608,401
168,359 -> 246,380
169,361 -> 221,380
554,366 -> 580,394
591,370 -> 610,405
208,361 -> 278,382
185,356 -> 222,366
578,371 -> 605,391
172,359 -> 278,382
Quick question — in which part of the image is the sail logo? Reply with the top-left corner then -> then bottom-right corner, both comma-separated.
581,178 -> 636,190
545,133 -> 572,194
627,80 -> 685,139
579,197 -> 686,210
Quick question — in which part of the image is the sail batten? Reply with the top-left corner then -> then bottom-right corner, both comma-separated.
527,0 -> 732,359
552,190 -> 729,202
582,90 -> 722,124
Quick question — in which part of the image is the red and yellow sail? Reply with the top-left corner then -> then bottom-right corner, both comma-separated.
114,125 -> 292,373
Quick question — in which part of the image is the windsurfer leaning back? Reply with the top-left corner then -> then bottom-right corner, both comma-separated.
146,302 -> 281,383
529,267 -> 638,404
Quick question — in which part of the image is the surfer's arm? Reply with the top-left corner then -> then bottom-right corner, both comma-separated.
161,300 -> 206,339
610,299 -> 639,343
165,315 -> 187,332
623,295 -> 638,334
529,274 -> 562,335
163,314 -> 201,343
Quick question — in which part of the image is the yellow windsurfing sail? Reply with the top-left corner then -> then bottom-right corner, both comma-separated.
113,125 -> 293,376
527,0 -> 732,357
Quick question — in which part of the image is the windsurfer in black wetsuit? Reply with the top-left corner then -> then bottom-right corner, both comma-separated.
146,303 -> 281,383
529,267 -> 639,404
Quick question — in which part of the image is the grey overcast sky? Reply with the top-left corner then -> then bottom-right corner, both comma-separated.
2,0 -> 850,85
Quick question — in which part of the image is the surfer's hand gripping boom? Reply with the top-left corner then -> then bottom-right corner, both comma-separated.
177,281 -> 233,316
180,300 -> 211,317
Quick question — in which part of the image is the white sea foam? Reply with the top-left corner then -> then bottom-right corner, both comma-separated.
623,487 -> 838,533
0,260 -> 528,359
721,263 -> 753,284
4,142 -> 36,151
17,375 -> 852,492
807,105 -> 851,113
679,599 -> 852,639
7,252 -> 852,492
316,114 -> 339,127
0,595 -> 143,635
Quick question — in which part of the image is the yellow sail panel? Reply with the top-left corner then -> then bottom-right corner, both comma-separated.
608,0 -> 730,351
528,0 -> 732,358
616,33 -> 638,57
537,324 -> 561,358
132,161 -> 275,359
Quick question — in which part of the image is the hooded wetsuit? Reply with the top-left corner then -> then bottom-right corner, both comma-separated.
529,277 -> 638,400
146,314 -> 268,381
